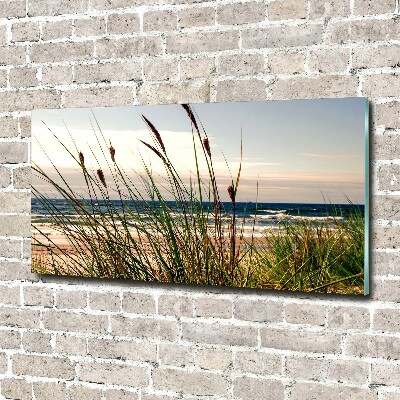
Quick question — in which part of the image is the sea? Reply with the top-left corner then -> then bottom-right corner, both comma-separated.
32,199 -> 364,237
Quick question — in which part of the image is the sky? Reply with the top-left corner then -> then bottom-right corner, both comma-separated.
32,98 -> 367,204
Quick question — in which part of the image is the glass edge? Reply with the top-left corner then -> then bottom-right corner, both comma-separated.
364,97 -> 370,296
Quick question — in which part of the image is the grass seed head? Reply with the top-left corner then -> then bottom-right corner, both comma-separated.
109,141 -> 116,163
203,137 -> 211,158
79,151 -> 85,166
182,104 -> 200,133
97,169 -> 107,188
142,115 -> 166,153
227,185 -> 235,203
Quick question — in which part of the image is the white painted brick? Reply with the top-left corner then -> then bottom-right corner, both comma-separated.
158,343 -> 193,367
285,303 -> 326,326
43,310 -> 108,335
13,166 -> 30,189
309,0 -> 349,18
373,251 -> 400,276
0,285 -> 20,305
0,191 -> 29,213
0,215 -> 30,236
194,297 -> 232,319
372,196 -> 400,219
143,58 -> 178,81
64,86 -> 133,108
216,79 -> 266,102
286,356 -> 328,381
328,359 -> 370,385
235,351 -> 282,375
104,389 -> 138,400
234,299 -> 283,323
261,328 -> 341,354
0,330 -> 21,349
0,166 -> 11,187
0,239 -> 21,259
122,292 -> 156,314
290,382 -> 375,400
108,12 -> 140,35
353,0 -> 396,15
0,46 -> 26,66
0,353 -> 7,374
111,316 -> 178,340
326,18 -> 400,44
96,37 -> 163,58
18,115 -> 31,138
24,286 -> 53,307
28,0 -> 89,17
0,116 -> 19,138
380,393 -> 400,400
143,10 -> 177,32
372,363 -> 400,386
75,61 -> 141,84
13,354 -> 76,379
233,376 -> 284,400
56,334 -> 87,356
91,0 -> 156,10
9,66 -> 38,88
376,101 -> 400,127
268,0 -> 307,20
30,41 -> 94,63
41,20 -> 73,40
197,348 -> 232,370
138,80 -> 210,105
158,294 -> 193,317
79,361 -> 148,387
166,31 -> 239,54
0,0 -> 26,18
344,333 -> 400,359
182,321 -> 258,346
374,309 -> 400,333
1,379 -> 32,400
0,261 -> 39,282
327,306 -> 370,330
217,2 -> 265,25
353,45 -> 400,69
11,21 -> 39,42
0,25 -> 6,45
152,368 -> 228,396
372,226 -> 400,249
88,338 -> 157,362
363,74 -> 400,98
0,89 -> 61,112
179,7 -> 215,29
42,65 -> 74,86
22,331 -> 52,353
308,48 -> 350,74
70,385 -> 102,400
269,51 -> 306,74
180,57 -> 215,79
218,53 -> 265,76
89,291 -> 120,312
75,16 -> 105,37
270,75 -> 358,99
242,24 -> 323,49
373,280 -> 400,303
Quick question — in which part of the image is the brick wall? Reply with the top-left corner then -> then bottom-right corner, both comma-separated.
0,0 -> 399,398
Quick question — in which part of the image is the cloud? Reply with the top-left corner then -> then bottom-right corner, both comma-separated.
300,153 -> 363,161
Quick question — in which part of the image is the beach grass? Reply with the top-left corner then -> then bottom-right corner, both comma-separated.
31,105 -> 365,294
249,206 -> 364,294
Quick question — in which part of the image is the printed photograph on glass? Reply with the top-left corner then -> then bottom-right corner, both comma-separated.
31,98 -> 369,295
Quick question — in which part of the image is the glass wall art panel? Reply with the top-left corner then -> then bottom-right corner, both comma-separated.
32,98 -> 369,295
